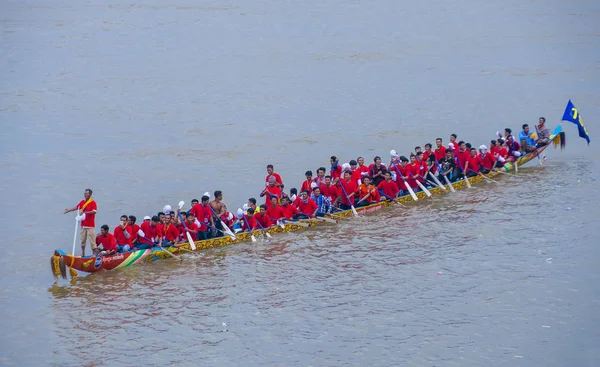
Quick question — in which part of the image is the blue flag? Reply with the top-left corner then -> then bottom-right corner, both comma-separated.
562,100 -> 590,144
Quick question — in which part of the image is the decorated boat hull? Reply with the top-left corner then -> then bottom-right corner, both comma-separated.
51,128 -> 561,278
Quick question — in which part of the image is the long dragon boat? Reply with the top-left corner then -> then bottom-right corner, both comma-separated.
51,125 -> 567,278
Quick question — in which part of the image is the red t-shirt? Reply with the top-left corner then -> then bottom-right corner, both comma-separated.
498,147 -> 508,159
265,204 -> 285,221
300,179 -> 313,194
114,225 -> 133,246
321,184 -> 339,203
139,222 -> 155,245
408,163 -> 420,188
338,179 -> 357,206
190,204 -> 206,221
77,199 -> 97,228
393,164 -> 411,190
96,233 -> 117,252
466,155 -> 483,173
451,141 -> 459,151
434,146 -> 447,162
161,224 -> 179,242
265,173 -> 283,186
297,198 -> 318,216
182,221 -> 199,238
330,165 -> 342,180
456,150 -> 469,170
377,180 -> 399,199
242,215 -> 256,231
357,165 -> 370,177
262,186 -> 282,204
280,204 -> 299,219
482,152 -> 495,170
350,170 -> 362,185
255,213 -> 272,229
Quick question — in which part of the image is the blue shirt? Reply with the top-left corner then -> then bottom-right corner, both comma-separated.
519,130 -> 536,146
310,194 -> 332,214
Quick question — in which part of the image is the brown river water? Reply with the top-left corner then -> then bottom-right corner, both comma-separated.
1,0 -> 599,366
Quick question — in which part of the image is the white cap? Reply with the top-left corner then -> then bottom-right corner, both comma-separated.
236,208 -> 244,219
242,203 -> 249,211
143,215 -> 151,220
310,182 -> 318,189
479,144 -> 488,151
163,205 -> 172,214
390,149 -> 398,158
341,162 -> 350,171
447,143 -> 454,150
203,192 -> 210,199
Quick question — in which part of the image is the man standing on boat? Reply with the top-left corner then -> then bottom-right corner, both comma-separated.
64,188 -> 97,256
265,165 -> 283,187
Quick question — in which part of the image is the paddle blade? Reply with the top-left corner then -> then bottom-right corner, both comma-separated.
137,229 -> 145,237
251,235 -> 257,242
351,206 -> 358,216
186,232 -> 196,251
266,232 -> 272,238
178,201 -> 185,209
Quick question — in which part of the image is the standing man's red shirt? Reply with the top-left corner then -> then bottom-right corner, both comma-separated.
261,186 -> 282,204
265,173 -> 283,186
77,199 -> 97,228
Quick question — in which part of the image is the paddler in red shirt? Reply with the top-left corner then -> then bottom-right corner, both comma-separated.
348,160 -> 362,185
338,170 -> 357,211
159,216 -> 180,247
242,208 -> 257,231
416,151 -> 429,183
455,141 -> 470,176
300,171 -> 313,194
465,148 -> 484,177
279,196 -> 300,220
95,225 -> 117,256
423,143 -> 433,162
64,188 -> 98,256
114,215 -> 134,252
296,190 -> 318,218
265,164 -> 283,187
356,157 -> 370,180
434,138 -> 447,162
138,215 -> 159,248
330,156 -> 342,183
377,171 -> 400,200
478,145 -> 496,173
450,134 -> 459,151
409,155 -> 422,188
260,176 -> 282,204
180,212 -> 199,242
265,196 -> 286,224
321,175 -> 340,207
255,204 -> 272,229
314,167 -> 327,186
128,215 -> 140,248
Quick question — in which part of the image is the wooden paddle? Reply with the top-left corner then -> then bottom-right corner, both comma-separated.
429,172 -> 447,191
391,163 -> 418,201
209,206 -> 236,241
71,212 -> 79,255
410,173 -> 432,197
254,216 -> 273,239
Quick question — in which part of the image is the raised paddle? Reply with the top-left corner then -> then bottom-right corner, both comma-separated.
338,182 -> 359,216
137,229 -> 181,260
242,214 -> 257,242
391,163 -> 418,201
177,201 -> 197,251
410,173 -> 432,197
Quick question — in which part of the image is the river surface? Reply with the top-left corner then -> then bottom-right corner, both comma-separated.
1,0 -> 599,366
